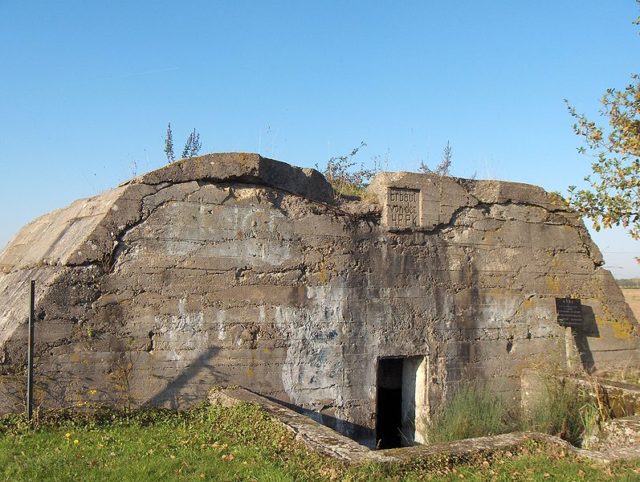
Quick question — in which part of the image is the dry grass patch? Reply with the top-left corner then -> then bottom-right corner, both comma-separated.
622,288 -> 640,321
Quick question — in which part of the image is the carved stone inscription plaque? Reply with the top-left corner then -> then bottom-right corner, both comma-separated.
387,188 -> 420,229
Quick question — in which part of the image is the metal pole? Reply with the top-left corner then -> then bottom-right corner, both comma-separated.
27,280 -> 35,422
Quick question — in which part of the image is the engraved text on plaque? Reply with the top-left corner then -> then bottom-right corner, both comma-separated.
387,188 -> 420,229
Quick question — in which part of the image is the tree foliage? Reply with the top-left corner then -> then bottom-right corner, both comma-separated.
566,75 -> 640,241
566,7 -> 640,244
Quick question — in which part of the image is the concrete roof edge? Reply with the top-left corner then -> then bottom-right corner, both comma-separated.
129,152 -> 335,204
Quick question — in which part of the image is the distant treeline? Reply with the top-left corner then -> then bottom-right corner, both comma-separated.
617,278 -> 640,289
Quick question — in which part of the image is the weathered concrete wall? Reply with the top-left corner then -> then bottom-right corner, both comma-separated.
0,152 -> 637,446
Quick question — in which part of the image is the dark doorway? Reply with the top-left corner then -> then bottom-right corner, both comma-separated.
376,358 -> 403,449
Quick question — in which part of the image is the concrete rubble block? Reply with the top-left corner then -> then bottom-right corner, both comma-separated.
583,415 -> 640,451
368,172 -> 477,231
137,153 -> 334,204
469,179 -> 567,212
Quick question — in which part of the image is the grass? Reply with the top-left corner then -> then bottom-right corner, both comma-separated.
328,179 -> 379,204
426,383 -> 517,444
424,379 -> 602,448
521,378 -> 600,446
622,287 -> 640,322
0,403 -> 337,481
330,179 -> 368,199
1,403 -> 639,481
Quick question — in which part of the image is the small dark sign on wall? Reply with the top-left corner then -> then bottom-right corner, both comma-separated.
555,298 -> 583,327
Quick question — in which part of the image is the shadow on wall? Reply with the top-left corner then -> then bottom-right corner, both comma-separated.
145,348 -> 377,445
146,347 -> 228,409
572,305 -> 599,374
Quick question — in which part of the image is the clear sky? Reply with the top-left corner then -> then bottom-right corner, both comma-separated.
1,1 -> 638,277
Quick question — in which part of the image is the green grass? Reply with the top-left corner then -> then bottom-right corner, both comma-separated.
521,378 -> 600,446
1,403 -> 639,481
425,383 -> 517,444
0,403 -> 335,482
424,379 -> 602,448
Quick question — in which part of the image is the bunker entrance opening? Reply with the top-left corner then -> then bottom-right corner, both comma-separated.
375,356 -> 427,449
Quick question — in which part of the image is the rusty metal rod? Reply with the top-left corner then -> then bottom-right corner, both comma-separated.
27,280 -> 35,422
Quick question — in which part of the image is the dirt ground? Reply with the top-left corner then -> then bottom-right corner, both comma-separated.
623,289 -> 640,321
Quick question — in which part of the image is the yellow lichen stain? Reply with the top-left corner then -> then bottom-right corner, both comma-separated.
262,348 -> 272,354
522,298 -> 536,310
599,318 -> 634,340
544,276 -> 561,293
482,231 -> 496,245
245,367 -> 255,379
478,288 -> 513,300
318,261 -> 329,284
548,254 -> 570,272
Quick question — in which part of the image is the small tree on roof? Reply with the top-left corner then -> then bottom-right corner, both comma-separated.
182,128 -> 202,159
419,141 -> 453,176
164,123 -> 175,163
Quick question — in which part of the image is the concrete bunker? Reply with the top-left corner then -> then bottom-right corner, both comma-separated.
0,152 -> 638,448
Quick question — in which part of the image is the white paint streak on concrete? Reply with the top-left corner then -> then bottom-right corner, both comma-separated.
274,286 -> 346,411
153,298 -> 207,361
216,310 -> 227,341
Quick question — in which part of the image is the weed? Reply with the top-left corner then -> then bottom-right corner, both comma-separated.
319,142 -> 383,201
424,382 -> 516,444
108,348 -> 141,409
423,378 -> 605,448
521,377 -> 601,446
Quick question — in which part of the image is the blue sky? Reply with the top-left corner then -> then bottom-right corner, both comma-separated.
1,1 -> 638,277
